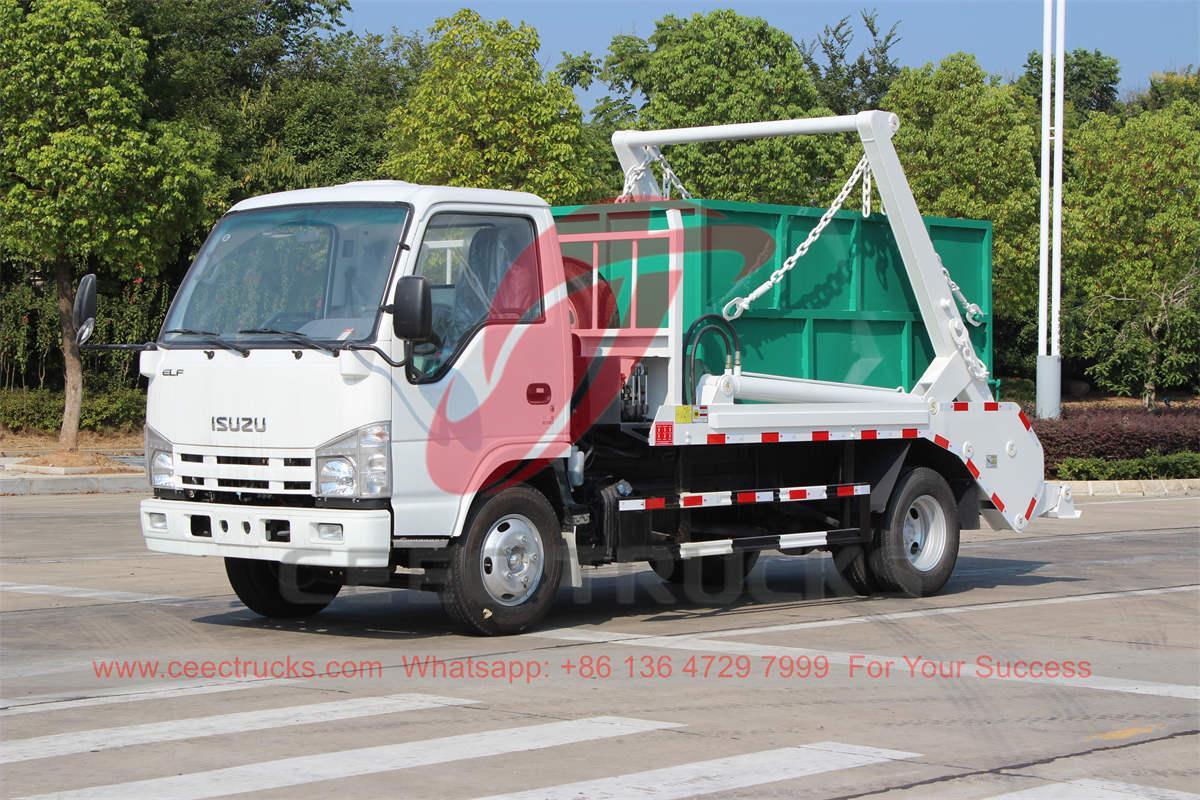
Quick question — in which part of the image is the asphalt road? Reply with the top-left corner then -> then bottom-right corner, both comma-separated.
1,492 -> 1197,799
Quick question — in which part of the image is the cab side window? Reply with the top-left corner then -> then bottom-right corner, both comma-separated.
409,213 -> 541,380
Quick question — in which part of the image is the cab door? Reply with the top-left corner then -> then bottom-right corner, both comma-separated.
389,205 -> 571,539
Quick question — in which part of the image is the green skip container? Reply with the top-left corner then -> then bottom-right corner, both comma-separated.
551,198 -> 993,395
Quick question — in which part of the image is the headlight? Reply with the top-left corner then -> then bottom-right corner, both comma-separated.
317,457 -> 356,497
145,426 -> 173,488
315,422 -> 391,499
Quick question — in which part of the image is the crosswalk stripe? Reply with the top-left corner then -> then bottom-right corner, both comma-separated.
1,692 -> 473,764
0,581 -> 182,604
0,678 -> 293,717
19,715 -> 681,800
986,778 -> 1200,799
471,741 -> 920,800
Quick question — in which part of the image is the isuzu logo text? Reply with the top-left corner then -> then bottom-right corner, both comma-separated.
211,416 -> 266,432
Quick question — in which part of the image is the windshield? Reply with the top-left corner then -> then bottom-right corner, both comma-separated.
161,203 -> 409,345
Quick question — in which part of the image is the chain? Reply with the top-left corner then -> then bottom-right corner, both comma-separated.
941,264 -> 985,327
862,166 -> 872,218
722,154 -> 872,321
617,150 -> 691,202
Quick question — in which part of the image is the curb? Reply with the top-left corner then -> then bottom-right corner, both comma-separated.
1064,479 -> 1200,498
0,474 -> 147,496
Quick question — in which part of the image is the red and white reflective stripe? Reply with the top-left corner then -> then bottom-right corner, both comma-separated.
1025,495 -> 1038,520
952,402 -> 970,411
618,483 -> 869,511
680,491 -> 732,508
780,485 -> 827,502
678,428 -> 927,446
990,493 -> 1006,513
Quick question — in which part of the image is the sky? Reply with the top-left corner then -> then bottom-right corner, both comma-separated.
344,0 -> 1198,110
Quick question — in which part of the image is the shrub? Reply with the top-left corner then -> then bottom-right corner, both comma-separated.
0,389 -> 145,434
1058,452 -> 1200,481
1033,406 -> 1200,469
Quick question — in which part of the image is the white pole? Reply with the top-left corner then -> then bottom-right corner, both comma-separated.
1037,0 -> 1052,359
1050,0 -> 1066,360
1036,0 -> 1064,419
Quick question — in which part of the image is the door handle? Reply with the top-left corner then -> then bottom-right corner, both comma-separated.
526,383 -> 552,405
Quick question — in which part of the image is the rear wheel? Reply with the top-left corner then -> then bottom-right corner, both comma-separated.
440,485 -> 563,636
224,558 -> 341,618
868,467 -> 960,596
650,551 -> 759,588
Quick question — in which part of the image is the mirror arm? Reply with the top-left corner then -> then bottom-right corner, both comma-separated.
343,342 -> 406,368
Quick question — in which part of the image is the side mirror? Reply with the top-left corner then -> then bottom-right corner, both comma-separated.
73,273 -> 97,345
390,275 -> 432,341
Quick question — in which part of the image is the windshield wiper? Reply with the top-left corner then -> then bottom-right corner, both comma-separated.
238,328 -> 340,354
163,328 -> 250,357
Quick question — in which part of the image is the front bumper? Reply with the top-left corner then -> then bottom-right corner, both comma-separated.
140,499 -> 392,568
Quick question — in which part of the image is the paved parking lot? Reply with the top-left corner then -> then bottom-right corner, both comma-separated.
1,493 -> 1197,799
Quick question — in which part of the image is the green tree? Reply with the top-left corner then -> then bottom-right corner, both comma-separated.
1015,48 -> 1121,114
801,9 -> 901,115
557,50 -> 636,200
381,10 -> 594,205
237,31 -> 426,196
1125,67 -> 1200,113
882,54 -> 1040,376
1066,100 -> 1200,406
0,0 -> 215,449
602,10 -> 847,205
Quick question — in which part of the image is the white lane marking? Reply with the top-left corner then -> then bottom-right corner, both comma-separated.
535,585 -> 1199,645
471,741 -> 919,800
1074,497 -> 1200,507
987,778 -> 1200,799
530,629 -> 1200,700
1,693 -> 473,764
0,678 -> 293,717
19,716 -> 681,800
960,527 -> 1197,549
0,581 -> 182,604
686,585 -> 1200,639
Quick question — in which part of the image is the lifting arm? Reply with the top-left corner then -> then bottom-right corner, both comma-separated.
611,111 -> 993,404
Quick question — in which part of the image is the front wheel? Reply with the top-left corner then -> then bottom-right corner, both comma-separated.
224,558 -> 341,618
440,485 -> 563,636
868,467 -> 960,596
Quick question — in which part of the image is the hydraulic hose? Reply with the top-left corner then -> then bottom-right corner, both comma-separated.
683,314 -> 740,405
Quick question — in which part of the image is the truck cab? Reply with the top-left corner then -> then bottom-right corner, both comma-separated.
137,182 -> 574,621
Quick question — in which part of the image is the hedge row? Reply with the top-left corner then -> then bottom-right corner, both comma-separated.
0,389 -> 145,433
1058,452 -> 1200,481
1032,406 -> 1200,468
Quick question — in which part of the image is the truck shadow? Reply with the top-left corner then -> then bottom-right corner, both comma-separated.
192,552 -> 1077,640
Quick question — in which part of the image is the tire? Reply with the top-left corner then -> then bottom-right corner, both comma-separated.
831,544 -> 879,595
440,485 -> 563,636
224,558 -> 341,618
650,551 -> 759,588
868,467 -> 960,597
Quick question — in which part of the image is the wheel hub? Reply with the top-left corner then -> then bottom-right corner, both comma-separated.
902,495 -> 948,572
479,514 -> 544,606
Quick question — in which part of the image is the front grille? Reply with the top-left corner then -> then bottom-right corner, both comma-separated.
173,447 -> 314,495
217,455 -> 268,466
217,478 -> 270,490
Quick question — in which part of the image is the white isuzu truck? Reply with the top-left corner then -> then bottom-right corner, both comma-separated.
75,111 -> 1078,635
